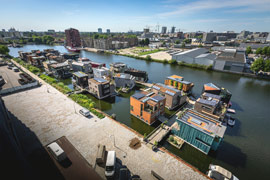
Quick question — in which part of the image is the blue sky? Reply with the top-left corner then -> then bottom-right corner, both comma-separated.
1,0 -> 270,32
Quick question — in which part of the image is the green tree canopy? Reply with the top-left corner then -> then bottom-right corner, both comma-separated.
255,48 -> 262,55
251,57 -> 264,72
262,46 -> 268,55
246,46 -> 252,54
145,38 -> 150,45
175,40 -> 180,44
181,42 -> 186,48
0,45 -> 9,55
264,59 -> 270,72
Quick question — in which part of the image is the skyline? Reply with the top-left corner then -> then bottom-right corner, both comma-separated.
1,0 -> 270,32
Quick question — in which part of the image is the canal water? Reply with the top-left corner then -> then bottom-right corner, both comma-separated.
9,45 -> 270,180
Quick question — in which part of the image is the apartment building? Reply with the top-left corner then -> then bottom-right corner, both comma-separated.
130,91 -> 166,125
65,28 -> 81,47
152,83 -> 187,110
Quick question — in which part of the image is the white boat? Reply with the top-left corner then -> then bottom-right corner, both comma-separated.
227,108 -> 236,114
207,164 -> 239,180
227,117 -> 236,127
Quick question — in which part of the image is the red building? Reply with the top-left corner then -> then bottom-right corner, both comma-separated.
65,28 -> 81,47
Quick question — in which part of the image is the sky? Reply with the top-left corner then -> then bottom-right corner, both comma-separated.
1,0 -> 270,33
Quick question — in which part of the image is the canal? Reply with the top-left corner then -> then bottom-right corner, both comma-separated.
9,45 -> 270,180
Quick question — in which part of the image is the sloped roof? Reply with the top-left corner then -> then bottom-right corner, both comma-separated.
204,83 -> 220,91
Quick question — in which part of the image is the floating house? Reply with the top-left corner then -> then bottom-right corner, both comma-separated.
152,83 -> 187,110
50,62 -> 72,79
194,93 -> 226,121
72,61 -> 94,78
114,73 -> 135,89
72,72 -> 89,89
88,77 -> 112,99
164,75 -> 194,93
110,62 -> 128,74
124,68 -> 148,82
130,91 -> 166,125
172,109 -> 226,154
202,83 -> 232,104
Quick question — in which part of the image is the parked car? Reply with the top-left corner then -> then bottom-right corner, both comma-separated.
119,166 -> 129,180
79,108 -> 90,117
47,142 -> 67,162
13,67 -> 19,72
105,151 -> 116,178
207,164 -> 239,180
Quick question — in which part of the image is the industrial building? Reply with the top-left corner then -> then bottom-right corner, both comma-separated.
130,91 -> 166,125
172,48 -> 216,66
152,83 -> 187,110
213,49 -> 246,73
172,109 -> 227,154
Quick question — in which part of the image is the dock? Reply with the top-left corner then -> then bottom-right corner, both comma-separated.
147,125 -> 171,145
135,81 -> 153,88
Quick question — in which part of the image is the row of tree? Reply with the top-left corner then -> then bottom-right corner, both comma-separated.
246,46 -> 270,56
251,57 -> 270,72
139,38 -> 150,46
0,45 -> 9,55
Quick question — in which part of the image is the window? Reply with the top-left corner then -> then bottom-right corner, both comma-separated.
130,106 -> 133,111
202,105 -> 212,112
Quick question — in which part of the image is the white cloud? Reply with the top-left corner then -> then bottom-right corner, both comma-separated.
158,0 -> 270,17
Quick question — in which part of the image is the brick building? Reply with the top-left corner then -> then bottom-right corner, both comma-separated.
65,28 -> 81,47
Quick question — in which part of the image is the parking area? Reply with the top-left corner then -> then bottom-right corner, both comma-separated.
0,65 -> 21,89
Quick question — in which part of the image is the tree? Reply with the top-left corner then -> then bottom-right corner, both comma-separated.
246,46 -> 252,54
0,45 -> 9,55
262,46 -> 268,55
183,39 -> 191,44
145,38 -> 150,46
146,55 -> 151,61
255,48 -> 262,55
175,40 -> 180,44
251,57 -> 264,72
267,47 -> 270,56
198,43 -> 203,48
264,59 -> 270,72
181,42 -> 186,48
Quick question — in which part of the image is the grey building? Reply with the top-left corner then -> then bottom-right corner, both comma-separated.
213,49 -> 246,73
106,29 -> 110,33
98,28 -> 102,33
172,48 -> 209,64
72,61 -> 94,78
161,26 -> 167,34
171,26 -> 176,34
114,73 -> 135,89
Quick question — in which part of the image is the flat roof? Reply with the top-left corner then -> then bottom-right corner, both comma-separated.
177,109 -> 226,138
167,75 -> 183,81
73,71 -> 88,78
93,77 -> 107,83
132,91 -> 165,103
216,50 -> 245,63
202,92 -> 221,100
155,83 -> 180,94
197,98 -> 219,107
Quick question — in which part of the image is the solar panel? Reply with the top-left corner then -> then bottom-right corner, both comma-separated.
132,93 -> 145,100
152,95 -> 165,102
146,92 -> 155,97
94,77 -> 107,83
191,118 -> 202,125
152,85 -> 160,90
203,92 -> 221,100
142,97 -> 150,103
165,90 -> 175,96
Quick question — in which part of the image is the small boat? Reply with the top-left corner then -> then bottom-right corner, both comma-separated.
227,108 -> 236,114
66,46 -> 80,53
227,117 -> 236,127
207,164 -> 239,180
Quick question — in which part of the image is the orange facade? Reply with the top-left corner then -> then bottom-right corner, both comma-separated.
130,95 -> 165,125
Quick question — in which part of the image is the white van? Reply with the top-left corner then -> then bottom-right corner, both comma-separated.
105,151 -> 116,177
47,142 -> 67,162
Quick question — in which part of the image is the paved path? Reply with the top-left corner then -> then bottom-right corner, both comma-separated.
3,64 -> 208,180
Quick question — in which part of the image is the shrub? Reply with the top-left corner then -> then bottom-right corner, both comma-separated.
169,136 -> 174,142
169,59 -> 177,65
146,55 -> 152,61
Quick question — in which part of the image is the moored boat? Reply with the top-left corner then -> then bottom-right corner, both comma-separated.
66,46 -> 80,53
207,164 -> 239,180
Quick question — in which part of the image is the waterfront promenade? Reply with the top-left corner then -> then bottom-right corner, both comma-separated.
3,75 -> 208,180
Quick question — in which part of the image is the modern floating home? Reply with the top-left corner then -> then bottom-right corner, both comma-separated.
172,109 -> 227,154
164,75 -> 194,93
130,91 -> 165,125
194,92 -> 227,121
202,83 -> 232,104
151,83 -> 187,110
88,77 -> 112,99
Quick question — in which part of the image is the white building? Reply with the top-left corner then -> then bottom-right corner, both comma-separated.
93,67 -> 111,78
172,48 -> 209,63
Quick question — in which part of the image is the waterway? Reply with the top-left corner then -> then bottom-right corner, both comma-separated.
9,45 -> 270,180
